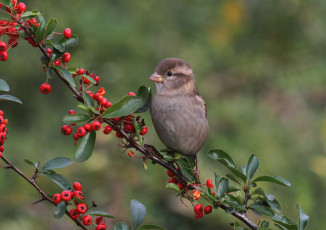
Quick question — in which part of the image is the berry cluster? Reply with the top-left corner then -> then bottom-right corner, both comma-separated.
52,182 -> 107,229
0,110 -> 8,158
0,1 -> 27,61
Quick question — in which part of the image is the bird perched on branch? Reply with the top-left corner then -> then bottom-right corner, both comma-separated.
149,58 -> 208,177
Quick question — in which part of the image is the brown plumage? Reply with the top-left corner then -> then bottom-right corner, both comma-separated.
149,58 -> 208,157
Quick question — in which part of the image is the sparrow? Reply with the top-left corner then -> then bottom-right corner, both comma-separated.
149,58 -> 208,170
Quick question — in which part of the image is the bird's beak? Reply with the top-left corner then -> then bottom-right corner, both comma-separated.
149,72 -> 164,83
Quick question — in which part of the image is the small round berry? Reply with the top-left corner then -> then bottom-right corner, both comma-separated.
204,205 -> 213,214
128,92 -> 136,96
124,123 -> 135,133
76,127 -> 87,137
96,224 -> 107,230
73,133 -> 79,141
167,169 -> 174,177
168,177 -> 178,184
52,193 -> 61,204
46,48 -> 52,56
116,131 -> 122,138
96,216 -> 104,225
73,182 -> 82,191
69,209 -> 80,219
103,125 -> 113,134
61,125 -> 72,135
68,110 -> 76,115
64,28 -> 71,39
195,212 -> 204,219
128,150 -> 134,157
0,41 -> 7,52
206,179 -> 214,189
15,2 -> 26,13
62,52 -> 71,63
76,203 -> 87,214
194,204 -> 203,215
74,190 -> 83,199
8,38 -> 18,48
91,121 -> 101,131
77,68 -> 85,75
84,123 -> 91,132
140,126 -> 147,135
12,0 -> 17,6
53,59 -> 61,66
0,146 -> 4,152
177,183 -> 185,190
82,215 -> 93,226
61,190 -> 72,202
40,83 -> 52,94
0,51 -> 8,61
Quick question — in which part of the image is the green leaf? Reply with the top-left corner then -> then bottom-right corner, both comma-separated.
137,225 -> 166,230
40,171 -> 73,190
252,176 -> 291,186
78,103 -> 93,114
227,166 -> 247,182
58,34 -> 79,48
250,203 -> 274,217
73,131 -> 96,162
233,222 -> 245,230
214,172 -> 221,188
246,154 -> 259,183
261,220 -> 270,228
297,204 -> 309,230
227,184 -> 242,193
0,79 -> 9,92
166,183 -> 181,193
177,158 -> 195,181
114,222 -> 130,230
54,201 -> 66,219
217,177 -> 229,198
24,159 -> 38,168
224,194 -> 247,211
267,198 -> 282,213
50,48 -> 64,62
82,92 -> 94,108
0,0 -> 11,7
102,96 -> 144,119
41,157 -> 72,172
162,154 -> 175,162
135,86 -> 152,113
43,17 -> 57,38
45,67 -> 56,80
0,94 -> 22,104
49,41 -> 65,52
207,149 -> 237,168
272,214 -> 297,230
226,174 -> 241,184
53,66 -> 76,87
80,75 -> 97,84
131,199 -> 146,230
62,114 -> 90,124
89,210 -> 115,218
35,15 -> 46,43
21,9 -> 41,18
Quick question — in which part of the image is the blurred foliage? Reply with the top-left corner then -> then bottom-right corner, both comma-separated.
0,0 -> 325,229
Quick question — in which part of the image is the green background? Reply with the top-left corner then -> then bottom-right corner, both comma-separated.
0,0 -> 325,229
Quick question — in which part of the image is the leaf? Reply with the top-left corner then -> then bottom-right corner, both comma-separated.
54,201 -> 66,219
0,0 -> 11,7
102,96 -> 144,119
131,199 -> 146,230
78,103 -> 93,114
217,177 -> 229,199
89,210 -> 115,218
166,183 -> 181,193
252,176 -> 291,186
62,114 -> 90,124
73,131 -> 96,162
261,220 -> 270,228
49,41 -> 65,52
226,174 -> 241,184
43,17 -> 57,38
58,34 -> 79,48
80,75 -> 97,84
41,157 -> 72,172
266,198 -> 282,213
233,222 -> 245,230
35,15 -> 46,43
250,203 -> 274,217
207,149 -> 237,168
21,9 -> 41,18
272,214 -> 297,230
53,66 -> 76,87
214,172 -> 221,188
297,204 -> 309,230
114,222 -> 130,230
137,225 -> 166,230
135,86 -> 152,113
82,92 -> 94,108
227,166 -> 247,182
224,194 -> 247,211
0,79 -> 9,92
176,158 -> 195,181
0,94 -> 22,104
227,184 -> 242,192
24,159 -> 38,168
50,48 -> 64,62
246,154 -> 259,183
46,67 -> 57,79
40,171 -> 73,190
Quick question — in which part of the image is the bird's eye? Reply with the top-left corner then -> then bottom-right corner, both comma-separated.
167,71 -> 173,76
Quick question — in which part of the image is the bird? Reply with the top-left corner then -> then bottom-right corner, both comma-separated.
149,58 -> 208,177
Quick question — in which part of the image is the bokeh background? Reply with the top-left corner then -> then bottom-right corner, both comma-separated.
0,0 -> 325,229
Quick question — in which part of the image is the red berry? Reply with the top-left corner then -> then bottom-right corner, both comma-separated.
177,183 -> 185,190
61,125 -> 72,135
62,52 -> 71,62
194,204 -> 203,215
167,169 -> 174,177
0,51 -> 8,61
0,3 -> 2,8
12,0 -> 17,6
103,125 -> 113,134
96,216 -> 104,225
53,59 -> 61,66
168,177 -> 178,184
46,48 -> 52,55
91,121 -> 101,131
8,38 -> 18,48
140,126 -> 147,135
82,215 -> 93,226
82,77 -> 91,84
69,209 -> 80,219
73,182 -> 82,191
0,151 -> 2,158
206,179 -> 214,189
6,26 -> 18,38
52,193 -> 61,204
64,28 -> 71,39
77,127 -> 87,137
74,190 -> 83,199
195,212 -> 204,219
5,6 -> 11,13
40,83 -> 52,94
124,123 -> 135,133
61,190 -> 72,201
128,92 -> 136,96
73,133 -> 79,141
28,18 -> 38,27
84,123 -> 91,132
0,146 -> 4,152
15,2 -> 26,13
76,203 -> 87,214
204,205 -> 213,214
115,131 -> 122,138
0,41 -> 7,52
77,68 -> 85,75
68,110 -> 76,115
96,224 -> 107,230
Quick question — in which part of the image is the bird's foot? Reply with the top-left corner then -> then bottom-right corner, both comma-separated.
194,154 -> 201,184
